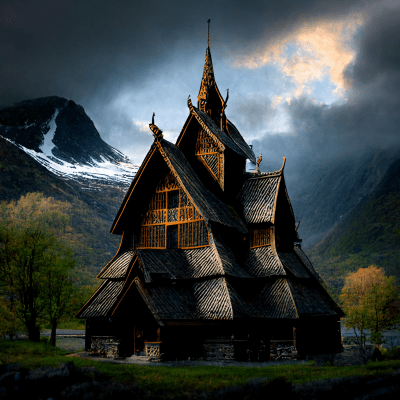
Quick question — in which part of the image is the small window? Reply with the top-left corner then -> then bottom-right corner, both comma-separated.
250,228 -> 271,248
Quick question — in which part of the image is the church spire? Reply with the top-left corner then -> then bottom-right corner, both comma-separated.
197,19 -> 224,114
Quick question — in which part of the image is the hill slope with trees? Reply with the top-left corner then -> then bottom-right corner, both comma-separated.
0,136 -> 124,280
308,156 -> 400,297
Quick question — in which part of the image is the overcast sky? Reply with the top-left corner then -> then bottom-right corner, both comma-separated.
1,0 -> 400,182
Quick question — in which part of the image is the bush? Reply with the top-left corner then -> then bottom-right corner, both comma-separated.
383,346 -> 400,360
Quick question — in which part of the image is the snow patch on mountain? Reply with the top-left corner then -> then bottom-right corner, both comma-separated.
1,135 -> 138,188
40,109 -> 59,155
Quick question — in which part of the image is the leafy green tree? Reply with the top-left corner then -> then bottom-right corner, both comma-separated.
340,265 -> 400,362
0,193 -> 77,343
41,247 -> 76,346
0,295 -> 24,340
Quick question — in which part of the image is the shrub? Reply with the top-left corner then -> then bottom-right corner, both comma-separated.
383,346 -> 400,360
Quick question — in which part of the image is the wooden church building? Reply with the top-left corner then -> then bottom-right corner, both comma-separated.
77,24 -> 344,360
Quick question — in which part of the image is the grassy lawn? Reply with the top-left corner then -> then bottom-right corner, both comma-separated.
1,340 -> 400,398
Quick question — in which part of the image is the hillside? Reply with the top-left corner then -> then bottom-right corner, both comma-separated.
0,96 -> 141,282
290,148 -> 400,249
307,155 -> 400,297
0,132 -> 125,283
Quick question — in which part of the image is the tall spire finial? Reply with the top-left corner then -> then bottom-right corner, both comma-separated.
207,19 -> 210,46
197,18 -> 224,112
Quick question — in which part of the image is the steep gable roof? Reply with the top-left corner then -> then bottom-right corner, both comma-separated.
226,119 -> 256,163
175,104 -> 255,163
237,159 -> 294,224
191,107 -> 247,158
97,249 -> 135,279
111,138 -> 247,235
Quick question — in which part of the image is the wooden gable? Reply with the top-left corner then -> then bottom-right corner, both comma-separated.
195,128 -> 224,190
138,171 -> 209,249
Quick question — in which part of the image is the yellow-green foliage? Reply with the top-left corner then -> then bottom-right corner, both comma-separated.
340,266 -> 400,344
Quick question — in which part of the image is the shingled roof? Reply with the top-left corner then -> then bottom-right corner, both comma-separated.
244,246 -> 286,277
227,120 -> 256,163
78,279 -> 125,318
160,140 -> 247,233
137,235 -> 250,283
77,30 -> 345,335
97,250 -> 136,279
112,138 -> 247,235
191,107 -> 248,158
237,172 -> 281,224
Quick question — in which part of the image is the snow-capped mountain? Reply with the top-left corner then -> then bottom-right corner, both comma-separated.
0,96 -> 138,188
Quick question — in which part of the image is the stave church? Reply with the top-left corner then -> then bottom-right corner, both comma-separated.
76,23 -> 344,360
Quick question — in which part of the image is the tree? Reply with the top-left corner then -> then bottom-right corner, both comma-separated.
41,247 -> 76,346
0,295 -> 25,340
340,265 -> 400,362
0,193 -> 77,343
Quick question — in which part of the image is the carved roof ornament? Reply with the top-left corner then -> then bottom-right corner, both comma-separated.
280,157 -> 286,172
149,112 -> 163,142
187,95 -> 194,111
254,154 -> 262,175
221,89 -> 229,115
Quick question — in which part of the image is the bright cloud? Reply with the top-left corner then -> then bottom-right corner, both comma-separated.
233,14 -> 364,98
134,120 -> 150,133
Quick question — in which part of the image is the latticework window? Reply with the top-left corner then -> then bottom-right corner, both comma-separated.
140,225 -> 165,248
138,172 -> 209,249
250,228 -> 271,248
196,129 -> 224,189
179,220 -> 208,248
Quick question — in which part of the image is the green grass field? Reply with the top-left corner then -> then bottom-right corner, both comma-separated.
1,340 -> 400,398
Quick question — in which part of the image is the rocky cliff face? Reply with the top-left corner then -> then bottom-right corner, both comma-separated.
0,96 -> 127,165
0,96 -> 137,188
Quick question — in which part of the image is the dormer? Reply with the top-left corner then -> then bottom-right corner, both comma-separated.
237,158 -> 298,252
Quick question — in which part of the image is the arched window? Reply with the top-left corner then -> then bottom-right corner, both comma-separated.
138,172 -> 209,249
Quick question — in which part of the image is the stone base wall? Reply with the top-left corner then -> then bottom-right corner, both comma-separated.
270,341 -> 297,360
203,339 -> 234,360
91,336 -> 121,358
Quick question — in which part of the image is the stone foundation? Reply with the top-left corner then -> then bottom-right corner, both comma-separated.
203,339 -> 234,360
91,336 -> 121,358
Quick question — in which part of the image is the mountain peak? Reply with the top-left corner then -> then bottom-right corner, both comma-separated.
0,96 -> 138,188
0,96 -> 127,165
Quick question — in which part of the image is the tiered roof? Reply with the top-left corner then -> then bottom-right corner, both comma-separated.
77,23 -> 343,327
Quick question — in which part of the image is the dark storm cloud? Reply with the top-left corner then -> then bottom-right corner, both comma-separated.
231,96 -> 277,131
1,0 -> 395,169
0,0 -> 366,107
251,2 -> 400,187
